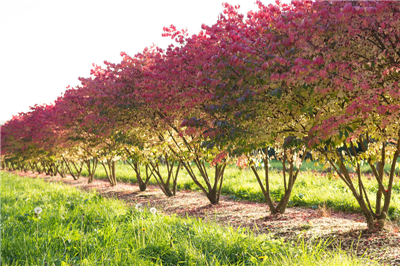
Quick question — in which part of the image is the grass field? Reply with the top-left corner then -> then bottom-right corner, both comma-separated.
1,171 -> 375,265
79,161 -> 400,221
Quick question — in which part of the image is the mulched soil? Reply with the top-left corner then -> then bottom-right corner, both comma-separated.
6,170 -> 400,265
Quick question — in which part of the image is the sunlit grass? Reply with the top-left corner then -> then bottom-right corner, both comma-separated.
1,171 -> 375,265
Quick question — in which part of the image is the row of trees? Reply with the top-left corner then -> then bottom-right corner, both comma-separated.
2,0 -> 400,231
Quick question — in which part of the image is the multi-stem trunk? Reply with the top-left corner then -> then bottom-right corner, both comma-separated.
126,160 -> 153,192
181,158 -> 226,205
164,128 -> 226,204
42,161 -> 51,176
124,149 -> 153,191
62,157 -> 83,180
28,162 -> 35,172
51,163 -> 59,177
22,163 -> 28,173
34,162 -> 42,174
149,154 -> 181,197
322,134 -> 400,231
85,158 -> 98,184
57,161 -> 68,178
101,159 -> 117,186
250,148 -> 304,215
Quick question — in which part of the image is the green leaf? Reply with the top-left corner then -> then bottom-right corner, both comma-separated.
345,126 -> 353,133
308,107 -> 313,115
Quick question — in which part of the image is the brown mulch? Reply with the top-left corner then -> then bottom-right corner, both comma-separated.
7,170 -> 400,265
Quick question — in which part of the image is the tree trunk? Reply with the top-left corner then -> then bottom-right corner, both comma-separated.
181,159 -> 226,205
322,136 -> 400,231
251,158 -> 278,214
126,160 -> 153,192
42,161 -> 51,175
111,160 -> 116,186
101,159 -> 117,186
85,158 -> 98,184
34,162 -> 42,174
62,157 -> 81,180
251,148 -> 304,214
149,155 -> 180,197
22,163 -> 28,173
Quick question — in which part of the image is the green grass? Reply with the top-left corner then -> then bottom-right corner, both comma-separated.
1,171 -> 375,265
223,169 -> 400,219
269,158 -> 400,174
78,161 -> 400,220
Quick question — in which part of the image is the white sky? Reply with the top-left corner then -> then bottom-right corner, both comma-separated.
0,0 -> 284,123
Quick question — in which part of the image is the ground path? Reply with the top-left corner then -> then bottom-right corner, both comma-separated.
5,169 -> 400,265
